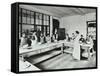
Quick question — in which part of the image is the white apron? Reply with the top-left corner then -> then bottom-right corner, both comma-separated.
73,34 -> 80,60
31,35 -> 37,46
31,40 -> 37,46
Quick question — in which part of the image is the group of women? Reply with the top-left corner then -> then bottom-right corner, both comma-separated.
65,31 -> 94,60
19,29 -> 94,60
19,30 -> 59,48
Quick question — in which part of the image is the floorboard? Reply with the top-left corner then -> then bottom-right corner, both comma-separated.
26,48 -> 96,70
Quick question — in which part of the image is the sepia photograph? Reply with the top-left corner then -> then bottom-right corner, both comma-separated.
18,3 -> 97,72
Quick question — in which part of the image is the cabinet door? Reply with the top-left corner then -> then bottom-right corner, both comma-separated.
58,28 -> 66,40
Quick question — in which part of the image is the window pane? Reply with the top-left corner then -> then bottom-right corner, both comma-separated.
47,16 -> 49,20
27,11 -> 31,24
22,9 -> 26,23
31,12 -> 34,24
22,24 -> 34,32
27,17 -> 30,24
46,21 -> 48,25
36,13 -> 39,19
47,26 -> 49,33
39,14 -> 42,20
44,15 -> 46,20
22,17 -> 26,23
40,20 -> 42,25
36,19 -> 39,24
43,15 -> 49,25
47,21 -> 49,25
31,18 -> 34,24
44,21 -> 46,25
38,19 -> 40,25
45,15 -> 47,20
38,14 -> 42,25
19,16 -> 21,23
31,12 -> 34,18
36,13 -> 39,24
38,20 -> 42,25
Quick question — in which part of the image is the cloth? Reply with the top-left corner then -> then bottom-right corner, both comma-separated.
20,37 -> 27,47
31,39 -> 37,46
73,34 -> 81,60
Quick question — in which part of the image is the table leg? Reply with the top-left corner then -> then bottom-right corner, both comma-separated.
88,47 -> 91,60
19,55 -> 26,62
61,43 -> 64,54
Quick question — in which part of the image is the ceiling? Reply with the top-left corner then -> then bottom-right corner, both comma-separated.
20,5 -> 96,18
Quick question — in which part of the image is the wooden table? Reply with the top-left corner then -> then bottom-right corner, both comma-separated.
80,44 -> 92,60
19,41 -> 66,59
19,40 -> 92,61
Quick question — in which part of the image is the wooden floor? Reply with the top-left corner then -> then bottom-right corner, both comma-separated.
26,48 -> 96,70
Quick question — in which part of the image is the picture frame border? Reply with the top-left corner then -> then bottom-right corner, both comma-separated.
11,2 -> 98,73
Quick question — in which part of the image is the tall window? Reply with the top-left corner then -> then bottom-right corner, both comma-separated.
87,21 -> 96,40
19,8 -> 50,36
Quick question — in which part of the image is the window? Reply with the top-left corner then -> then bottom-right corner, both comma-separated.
19,8 -> 50,36
87,21 -> 96,40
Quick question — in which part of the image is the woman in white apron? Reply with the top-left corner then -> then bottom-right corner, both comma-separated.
86,35 -> 94,55
20,33 -> 27,48
73,31 -> 81,60
31,32 -> 37,46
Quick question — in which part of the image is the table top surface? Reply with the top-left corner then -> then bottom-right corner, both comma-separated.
80,43 -> 92,47
19,40 -> 91,54
19,40 -> 72,54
